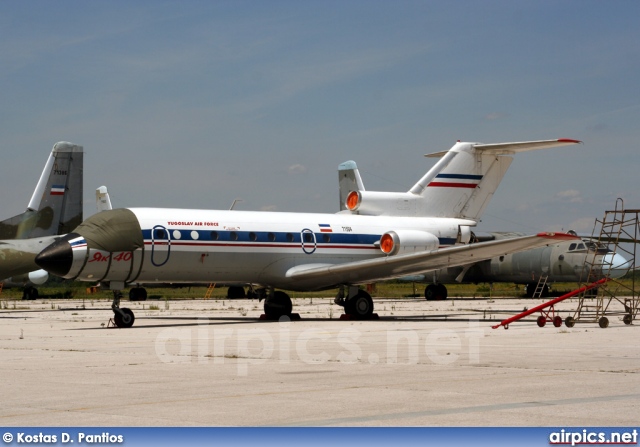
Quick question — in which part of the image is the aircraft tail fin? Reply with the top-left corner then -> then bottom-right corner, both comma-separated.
0,142 -> 84,239
341,139 -> 580,220
96,186 -> 113,212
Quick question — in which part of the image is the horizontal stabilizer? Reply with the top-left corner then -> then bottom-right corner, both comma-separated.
425,138 -> 581,157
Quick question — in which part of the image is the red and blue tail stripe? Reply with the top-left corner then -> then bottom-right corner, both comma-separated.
428,173 -> 483,189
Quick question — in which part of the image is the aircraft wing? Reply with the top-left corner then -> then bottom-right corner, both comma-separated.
286,232 -> 577,287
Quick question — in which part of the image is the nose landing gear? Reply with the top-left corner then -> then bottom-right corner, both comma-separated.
111,290 -> 135,328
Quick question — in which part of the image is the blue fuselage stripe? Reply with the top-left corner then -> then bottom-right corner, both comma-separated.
141,229 -> 457,247
435,173 -> 483,180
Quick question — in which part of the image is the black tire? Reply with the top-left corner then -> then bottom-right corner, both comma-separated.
623,314 -> 633,325
22,287 -> 39,300
425,283 -> 447,301
565,316 -> 576,328
129,287 -> 148,301
114,308 -> 135,328
553,316 -> 563,327
598,316 -> 609,329
344,291 -> 374,319
525,283 -> 535,298
227,286 -> 246,299
264,291 -> 292,318
537,316 -> 546,327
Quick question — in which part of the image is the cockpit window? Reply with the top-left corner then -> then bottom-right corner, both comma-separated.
577,243 -> 585,250
569,243 -> 577,251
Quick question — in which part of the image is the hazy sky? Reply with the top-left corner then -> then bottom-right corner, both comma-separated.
2,1 -> 639,235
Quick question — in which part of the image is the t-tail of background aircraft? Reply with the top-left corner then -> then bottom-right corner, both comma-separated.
0,142 -> 83,299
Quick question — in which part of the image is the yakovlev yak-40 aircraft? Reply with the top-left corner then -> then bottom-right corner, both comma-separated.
35,139 -> 580,327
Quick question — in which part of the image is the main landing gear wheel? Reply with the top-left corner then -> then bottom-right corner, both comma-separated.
525,283 -> 549,298
425,283 -> 447,301
22,287 -> 39,300
227,286 -> 246,299
114,308 -> 135,328
344,291 -> 374,319
264,291 -> 292,319
129,287 -> 147,301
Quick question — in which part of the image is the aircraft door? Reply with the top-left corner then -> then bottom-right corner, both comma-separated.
540,246 -> 552,275
151,225 -> 171,266
300,228 -> 317,254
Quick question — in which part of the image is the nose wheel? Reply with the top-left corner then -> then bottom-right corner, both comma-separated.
111,290 -> 136,328
114,308 -> 135,328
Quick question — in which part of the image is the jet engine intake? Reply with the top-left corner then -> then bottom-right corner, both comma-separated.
345,190 -> 419,216
379,230 -> 439,256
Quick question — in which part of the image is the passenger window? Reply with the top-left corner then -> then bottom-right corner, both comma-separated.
249,232 -> 257,241
268,232 -> 276,242
230,232 -> 238,241
323,234 -> 331,243
211,231 -> 219,241
303,233 -> 313,243
154,229 -> 166,240
286,233 -> 294,242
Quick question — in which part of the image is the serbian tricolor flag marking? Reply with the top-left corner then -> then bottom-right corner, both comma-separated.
69,236 -> 87,250
319,224 -> 332,233
428,173 -> 483,189
50,185 -> 65,195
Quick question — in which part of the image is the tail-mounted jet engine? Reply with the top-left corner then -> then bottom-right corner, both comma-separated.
379,230 -> 440,256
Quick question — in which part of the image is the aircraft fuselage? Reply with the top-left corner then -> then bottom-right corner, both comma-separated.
63,208 -> 475,291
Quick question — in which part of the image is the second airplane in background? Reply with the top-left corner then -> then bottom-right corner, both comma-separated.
0,141 -> 83,299
35,139 -> 580,327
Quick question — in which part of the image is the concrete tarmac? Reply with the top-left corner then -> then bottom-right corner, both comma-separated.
0,296 -> 638,426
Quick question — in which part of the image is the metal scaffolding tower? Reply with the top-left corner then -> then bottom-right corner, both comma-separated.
570,199 -> 639,328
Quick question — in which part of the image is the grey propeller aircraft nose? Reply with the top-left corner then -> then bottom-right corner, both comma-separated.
35,233 -> 80,277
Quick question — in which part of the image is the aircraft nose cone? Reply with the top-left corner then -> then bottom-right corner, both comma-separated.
608,253 -> 632,279
35,233 -> 80,277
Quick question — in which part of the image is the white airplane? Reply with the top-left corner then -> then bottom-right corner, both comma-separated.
35,139 -> 580,327
337,160 -> 631,299
0,142 -> 83,299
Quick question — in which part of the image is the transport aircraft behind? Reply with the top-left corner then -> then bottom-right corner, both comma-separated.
0,142 -> 83,299
406,231 -> 631,298
35,139 -> 580,327
337,160 -> 631,299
